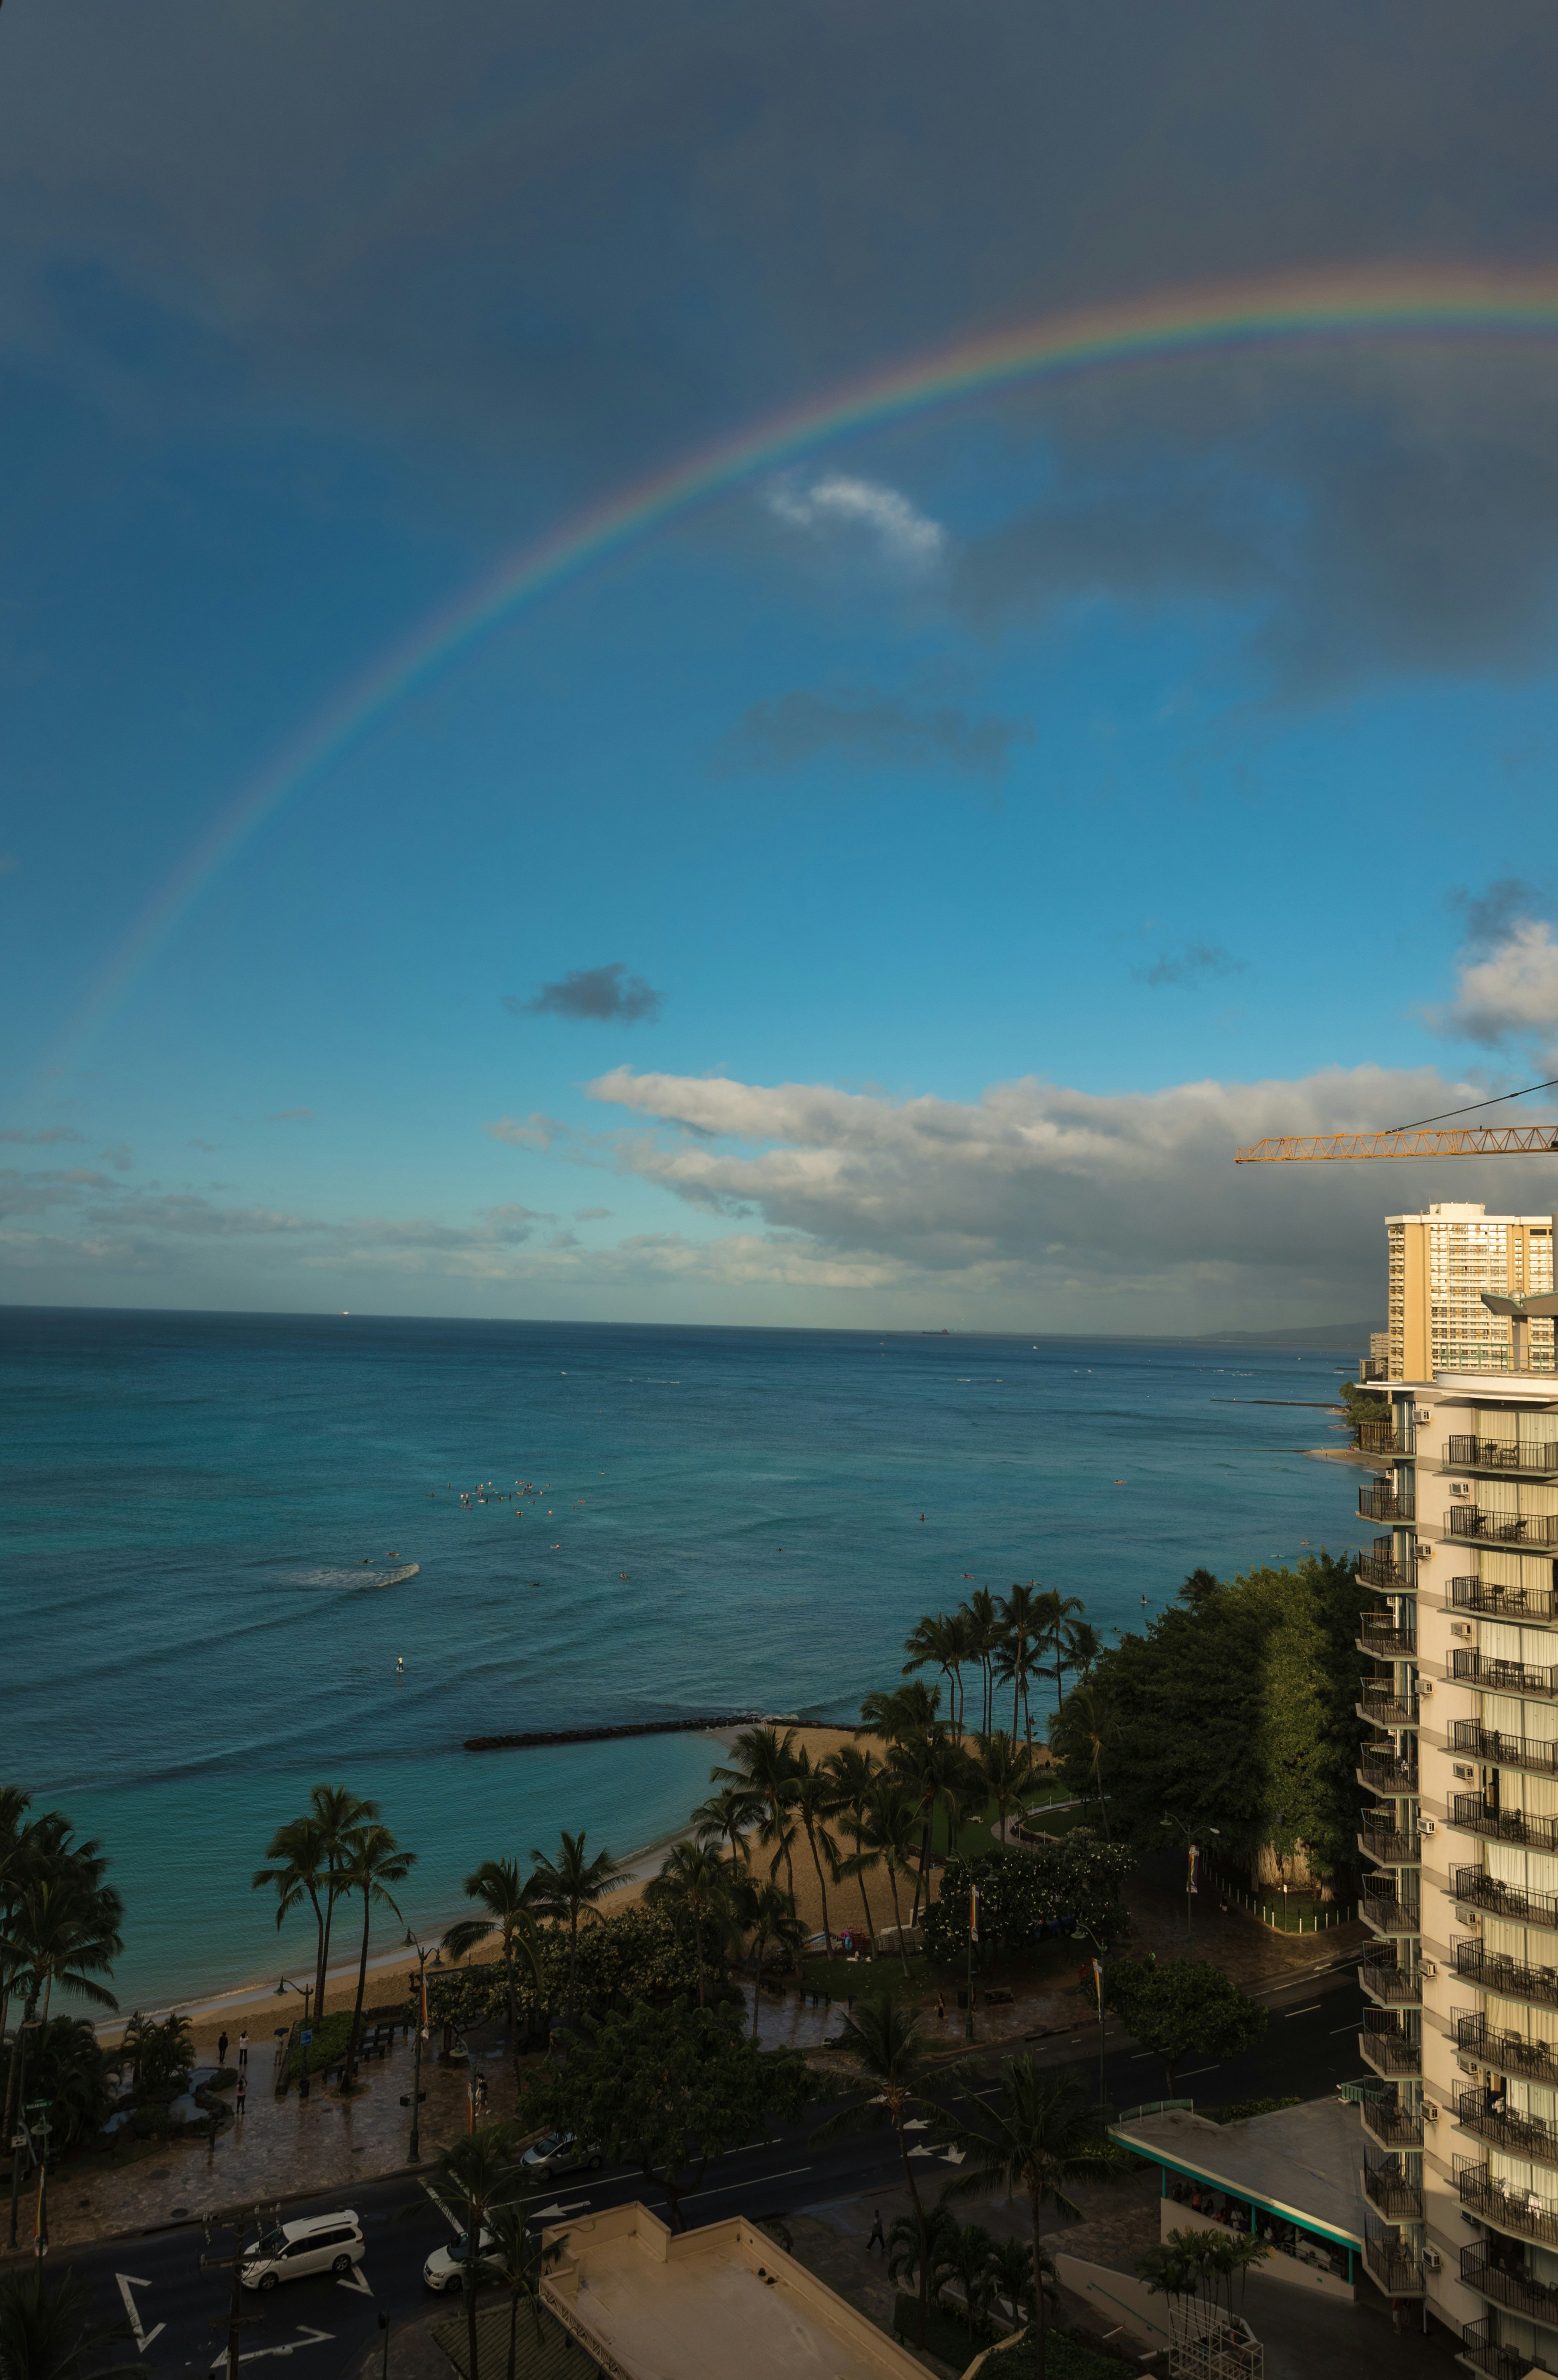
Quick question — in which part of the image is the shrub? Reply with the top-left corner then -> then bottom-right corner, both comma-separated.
1207,2095 -> 1300,2125
0,2020 -> 114,2151
286,2010 -> 364,2079
122,2011 -> 194,2098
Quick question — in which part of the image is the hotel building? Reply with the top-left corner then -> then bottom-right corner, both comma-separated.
1354,1205 -> 1558,2371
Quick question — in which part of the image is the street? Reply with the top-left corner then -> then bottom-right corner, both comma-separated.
50,1955 -> 1364,2379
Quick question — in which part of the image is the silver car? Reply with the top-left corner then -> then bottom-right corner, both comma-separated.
519,2132 -> 603,2182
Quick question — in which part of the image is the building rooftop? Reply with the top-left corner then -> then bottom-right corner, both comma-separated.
1108,2098 -> 1365,2248
541,2203 -> 929,2380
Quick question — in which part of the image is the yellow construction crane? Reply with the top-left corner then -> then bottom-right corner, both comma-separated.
1235,1074 -> 1558,1164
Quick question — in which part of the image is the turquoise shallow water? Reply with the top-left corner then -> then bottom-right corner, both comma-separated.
1,1306 -> 1364,2010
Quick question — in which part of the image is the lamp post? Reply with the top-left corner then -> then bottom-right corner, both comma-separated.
404,1931 -> 438,2163
276,1978 -> 313,2094
1074,1927 -> 1108,2107
1160,1815 -> 1219,1946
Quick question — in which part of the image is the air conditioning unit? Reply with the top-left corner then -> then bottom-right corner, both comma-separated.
1452,1764 -> 1474,1781
1456,1908 -> 1479,1928
1424,2246 -> 1442,2271
1449,1482 -> 1472,1498
1418,1818 -> 1437,1834
1458,2056 -> 1479,2076
1451,1622 -> 1472,1638
1416,1409 -> 1432,1425
1420,1959 -> 1437,1978
1424,2101 -> 1440,2122
1420,1679 -> 1435,1695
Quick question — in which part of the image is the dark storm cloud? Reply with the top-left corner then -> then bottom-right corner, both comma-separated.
506,965 -> 662,1024
10,3 -> 1558,682
714,690 -> 1033,782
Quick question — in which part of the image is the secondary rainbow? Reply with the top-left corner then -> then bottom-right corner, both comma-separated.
54,261 -> 1558,1065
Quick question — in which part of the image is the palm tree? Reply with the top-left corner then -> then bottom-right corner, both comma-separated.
689,1782 -> 763,1871
442,1859 -> 544,2060
997,1584 -> 1045,1746
1056,1680 -> 1116,1841
0,2263 -> 142,2380
959,1587 -> 1001,1736
975,1731 -> 1035,1844
822,1745 -> 881,1949
7,1869 -> 122,2026
645,1842 -> 731,2008
732,1878 -> 805,2037
308,1784 -> 381,2013
341,1824 -> 416,2087
941,2060 -> 1126,2377
885,2200 -> 956,2308
857,1682 -> 940,1747
809,1993 -> 960,2346
252,1812 -> 329,2009
1035,1589 -> 1085,1714
987,2231 -> 1052,2335
785,1750 -> 841,1954
888,1730 -> 978,1924
940,2218 -> 998,2344
902,1614 -> 962,1732
1062,1617 -> 1102,1686
417,2123 -> 530,2380
711,1729 -> 799,1900
481,2200 -> 566,2380
944,1607 -> 981,1740
527,1831 -> 619,2030
860,1777 -> 920,1973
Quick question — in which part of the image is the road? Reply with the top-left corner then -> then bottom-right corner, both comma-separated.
49,1955 -> 1365,2380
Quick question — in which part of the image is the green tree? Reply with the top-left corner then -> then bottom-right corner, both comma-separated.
121,2011 -> 193,2098
785,1750 -> 842,1951
959,1588 -> 1002,1737
527,1831 -> 620,2031
732,1878 -> 805,2036
822,1744 -> 882,1946
711,1728 -> 800,1902
941,2061 -> 1126,2379
441,1858 -> 545,2060
1104,1958 -> 1267,2095
860,1777 -> 921,1972
644,1841 -> 732,2007
922,1837 -> 1134,1967
903,1615 -> 965,1733
857,1682 -> 941,1746
0,2263 -> 141,2380
1052,1681 -> 1115,1840
886,2199 -> 956,2305
940,2217 -> 998,2343
689,1782 -> 763,1871
0,2021 -> 112,2153
340,1823 -> 415,2087
415,2123 -> 530,2380
480,2200 -> 566,2380
526,1999 -> 812,2232
987,2231 -> 1052,2333
253,1784 -> 379,2021
1035,1589 -> 1084,1716
974,1731 -> 1035,1843
1137,2227 -> 1269,2360
888,1729 -> 980,1923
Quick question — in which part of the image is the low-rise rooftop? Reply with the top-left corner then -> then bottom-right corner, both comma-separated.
1109,2097 -> 1364,2248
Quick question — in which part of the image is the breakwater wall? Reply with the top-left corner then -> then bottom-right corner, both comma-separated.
463,1711 -> 768,1753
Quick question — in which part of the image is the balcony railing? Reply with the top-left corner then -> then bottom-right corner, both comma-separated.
1456,2011 -> 1558,2088
1462,2250 -> 1558,2332
1360,1482 -> 1415,1524
1360,2094 -> 1423,2150
1448,1435 -> 1558,1475
1359,2018 -> 1421,2079
1453,1720 -> 1558,1783
1453,1866 -> 1558,1934
1461,2315 -> 1554,2380
1361,1950 -> 1422,2005
1454,1649 -> 1558,1701
1361,2234 -> 1424,2295
1359,1815 -> 1421,1865
1358,1540 -> 1415,1593
1358,1685 -> 1420,1727
1450,1507 -> 1558,1546
1359,1744 -> 1418,1795
1451,1792 -> 1558,1855
1362,2160 -> 1422,2219
1455,2085 -> 1558,2168
1456,1938 -> 1558,2015
1358,1613 -> 1418,1659
1457,2157 -> 1558,2250
1361,1885 -> 1420,1936
1359,1418 -> 1403,1457
1451,1573 -> 1558,1623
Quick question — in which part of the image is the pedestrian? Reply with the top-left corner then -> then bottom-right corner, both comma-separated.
867,2210 -> 885,2256
237,2029 -> 248,2067
217,2031 -> 228,2068
935,1991 -> 947,2026
236,2074 -> 248,2117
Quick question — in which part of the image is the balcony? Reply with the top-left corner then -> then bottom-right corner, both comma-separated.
1359,1813 -> 1421,1866
1361,2233 -> 1424,2296
1461,2316 -> 1555,2380
1453,1720 -> 1558,1783
1361,1949 -> 1422,2007
1456,1938 -> 1558,2016
1358,1684 -> 1420,1727
1449,1506 -> 1558,1547
1454,1649 -> 1558,1701
1358,1540 -> 1415,1594
1362,2158 -> 1422,2219
1448,1435 -> 1558,1475
1359,2016 -> 1421,2079
1360,2093 -> 1423,2150
1451,1573 -> 1558,1623
1451,1792 -> 1558,1855
1455,2011 -> 1558,2088
1359,1743 -> 1418,1795
1454,2085 -> 1558,2168
1457,2157 -> 1558,2250
1453,1866 -> 1558,1934
1360,1481 -> 1415,1524
1361,1884 -> 1420,1936
1358,1612 -> 1418,1659
1462,2249 -> 1558,2332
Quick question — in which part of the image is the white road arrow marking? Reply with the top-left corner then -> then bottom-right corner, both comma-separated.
207,2325 -> 334,2373
335,2268 -> 373,2296
908,2145 -> 966,2163
526,2200 -> 591,2222
902,2119 -> 932,2131
116,2275 -> 165,2354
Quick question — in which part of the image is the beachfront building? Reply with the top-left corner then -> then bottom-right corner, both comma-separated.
1353,1295 -> 1558,2370
1383,1204 -> 1555,1381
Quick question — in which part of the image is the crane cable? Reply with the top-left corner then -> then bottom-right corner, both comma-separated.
1386,1073 -> 1558,1136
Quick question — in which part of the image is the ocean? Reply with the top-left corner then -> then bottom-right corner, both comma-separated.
2,1306 -> 1365,2012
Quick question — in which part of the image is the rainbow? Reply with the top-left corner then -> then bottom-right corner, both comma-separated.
53,261 -> 1558,1066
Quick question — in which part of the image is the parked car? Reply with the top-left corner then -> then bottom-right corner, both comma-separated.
422,2228 -> 496,2294
519,2132 -> 603,2181
241,2212 -> 364,2291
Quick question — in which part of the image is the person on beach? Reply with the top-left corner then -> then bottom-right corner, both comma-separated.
237,2030 -> 248,2067
867,2211 -> 885,2255
217,2031 -> 228,2068
236,2074 -> 248,2117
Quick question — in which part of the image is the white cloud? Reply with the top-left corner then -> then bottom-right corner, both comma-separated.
1434,915 -> 1558,1060
484,1112 -> 566,1151
766,473 -> 945,567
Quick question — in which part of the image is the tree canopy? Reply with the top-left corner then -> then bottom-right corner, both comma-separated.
1104,1957 -> 1266,2095
921,1835 -> 1134,1965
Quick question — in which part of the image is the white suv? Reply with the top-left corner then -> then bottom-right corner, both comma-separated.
241,2212 -> 365,2291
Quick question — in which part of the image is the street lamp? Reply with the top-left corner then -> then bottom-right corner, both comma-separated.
404,1930 -> 437,2163
1161,1815 -> 1220,1946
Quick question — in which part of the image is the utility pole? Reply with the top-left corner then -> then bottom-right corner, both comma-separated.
202,2212 -> 267,2380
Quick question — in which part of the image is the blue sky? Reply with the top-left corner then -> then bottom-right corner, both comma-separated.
6,2 -> 1558,1331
